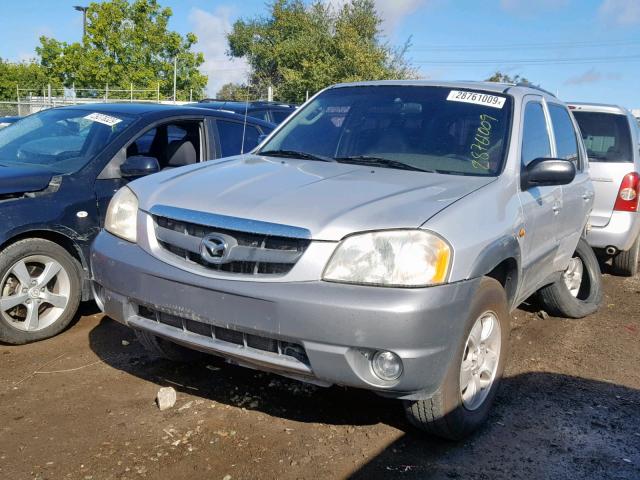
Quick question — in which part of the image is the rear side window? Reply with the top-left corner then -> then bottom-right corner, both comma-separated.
548,104 -> 579,165
249,110 -> 270,122
217,120 -> 261,157
521,102 -> 551,166
271,110 -> 292,124
572,111 -> 632,163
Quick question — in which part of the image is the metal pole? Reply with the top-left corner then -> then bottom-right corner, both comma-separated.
190,89 -> 192,102
105,83 -> 108,102
16,84 -> 21,116
48,84 -> 52,107
82,9 -> 87,39
131,83 -> 133,103
173,56 -> 177,104
157,82 -> 160,103
268,86 -> 273,102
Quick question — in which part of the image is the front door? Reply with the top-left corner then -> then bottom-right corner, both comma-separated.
95,118 -> 205,223
517,98 -> 563,299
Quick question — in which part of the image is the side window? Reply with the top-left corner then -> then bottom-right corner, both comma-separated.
127,128 -> 157,157
217,120 -> 259,157
125,121 -> 202,170
521,102 -> 551,166
271,110 -> 292,124
249,110 -> 270,122
548,104 -> 579,166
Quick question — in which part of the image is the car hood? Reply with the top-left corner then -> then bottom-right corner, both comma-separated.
134,155 -> 496,241
0,164 -> 54,196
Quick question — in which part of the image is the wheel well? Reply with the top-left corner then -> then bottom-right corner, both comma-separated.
0,230 -> 87,270
486,258 -> 518,305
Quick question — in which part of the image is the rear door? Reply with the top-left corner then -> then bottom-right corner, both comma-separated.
517,97 -> 563,292
571,110 -> 634,227
212,119 -> 263,157
547,102 -> 593,268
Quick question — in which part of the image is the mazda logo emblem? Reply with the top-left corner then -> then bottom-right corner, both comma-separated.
200,234 -> 231,264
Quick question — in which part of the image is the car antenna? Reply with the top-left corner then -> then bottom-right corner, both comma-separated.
240,88 -> 249,154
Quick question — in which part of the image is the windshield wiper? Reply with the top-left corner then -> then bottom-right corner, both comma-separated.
260,150 -> 336,163
335,155 -> 432,172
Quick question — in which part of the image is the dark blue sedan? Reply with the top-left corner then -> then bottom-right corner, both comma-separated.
0,103 -> 274,344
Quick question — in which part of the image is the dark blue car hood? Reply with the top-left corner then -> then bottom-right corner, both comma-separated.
0,164 -> 54,195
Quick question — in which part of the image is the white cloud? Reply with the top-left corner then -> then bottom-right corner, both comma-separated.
324,0 -> 431,34
499,0 -> 569,16
564,68 -> 622,85
189,7 -> 250,97
599,0 -> 640,25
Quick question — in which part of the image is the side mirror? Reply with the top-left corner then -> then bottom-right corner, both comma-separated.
120,155 -> 160,178
521,157 -> 576,190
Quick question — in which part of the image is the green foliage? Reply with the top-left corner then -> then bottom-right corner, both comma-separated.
0,59 -> 61,101
215,83 -> 253,101
227,0 -> 416,103
485,71 -> 532,85
36,0 -> 207,100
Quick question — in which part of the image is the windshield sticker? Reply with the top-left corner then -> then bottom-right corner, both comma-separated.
470,114 -> 498,170
84,112 -> 123,127
447,90 -> 506,109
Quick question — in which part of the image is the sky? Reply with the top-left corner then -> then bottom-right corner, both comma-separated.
1,0 -> 640,109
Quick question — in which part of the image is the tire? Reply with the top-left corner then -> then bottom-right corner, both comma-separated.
538,238 -> 603,319
404,277 -> 510,440
0,239 -> 82,344
135,329 -> 204,363
612,236 -> 640,277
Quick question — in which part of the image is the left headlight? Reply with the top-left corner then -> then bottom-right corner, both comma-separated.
322,230 -> 451,287
105,186 -> 138,243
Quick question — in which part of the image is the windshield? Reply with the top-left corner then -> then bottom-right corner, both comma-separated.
259,86 -> 513,176
0,109 -> 134,174
572,111 -> 632,163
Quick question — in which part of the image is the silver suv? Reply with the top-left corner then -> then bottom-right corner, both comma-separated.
569,103 -> 640,276
91,81 -> 602,439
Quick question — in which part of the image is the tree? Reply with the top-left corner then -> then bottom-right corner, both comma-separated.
0,59 -> 61,101
36,0 -> 207,100
227,0 -> 416,103
486,71 -> 532,85
215,83 -> 254,101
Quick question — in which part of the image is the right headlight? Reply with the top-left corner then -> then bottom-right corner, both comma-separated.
105,186 -> 139,243
322,230 -> 451,287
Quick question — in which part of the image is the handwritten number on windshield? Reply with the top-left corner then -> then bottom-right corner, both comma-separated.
471,114 -> 498,170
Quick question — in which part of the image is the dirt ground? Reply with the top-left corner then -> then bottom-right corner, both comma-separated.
1,271 -> 639,480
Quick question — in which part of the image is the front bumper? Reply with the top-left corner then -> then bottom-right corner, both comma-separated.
91,231 -> 481,399
587,211 -> 640,251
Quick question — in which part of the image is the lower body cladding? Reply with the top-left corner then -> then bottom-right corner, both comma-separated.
91,231 -> 481,400
587,211 -> 640,252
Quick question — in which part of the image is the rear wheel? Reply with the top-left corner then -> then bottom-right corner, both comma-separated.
612,236 -> 640,277
538,238 -> 602,318
0,239 -> 81,344
404,277 -> 510,440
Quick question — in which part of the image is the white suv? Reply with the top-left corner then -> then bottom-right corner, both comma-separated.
570,103 -> 640,276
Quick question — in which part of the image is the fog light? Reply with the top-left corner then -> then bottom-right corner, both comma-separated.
371,351 -> 403,381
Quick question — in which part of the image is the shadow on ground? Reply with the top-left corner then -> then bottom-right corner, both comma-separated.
89,316 -> 640,480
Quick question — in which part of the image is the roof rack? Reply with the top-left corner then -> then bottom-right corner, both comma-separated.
513,82 -> 556,98
199,99 -> 297,108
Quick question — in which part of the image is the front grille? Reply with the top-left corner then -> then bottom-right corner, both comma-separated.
137,305 -> 309,365
153,215 -> 310,275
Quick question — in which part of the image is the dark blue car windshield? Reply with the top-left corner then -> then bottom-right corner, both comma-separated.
0,108 -> 134,174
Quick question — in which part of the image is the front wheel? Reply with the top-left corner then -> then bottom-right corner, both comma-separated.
538,238 -> 603,318
404,277 -> 510,440
0,239 -> 82,344
612,236 -> 640,277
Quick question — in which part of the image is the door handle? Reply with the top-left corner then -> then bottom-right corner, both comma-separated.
552,203 -> 561,214
582,192 -> 593,201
